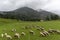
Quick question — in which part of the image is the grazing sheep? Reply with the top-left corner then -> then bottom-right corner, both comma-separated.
40,30 -> 49,37
6,35 -> 12,39
40,32 -> 45,37
4,33 -> 8,36
14,33 -> 20,38
4,33 -> 12,39
48,30 -> 53,33
40,27 -> 45,31
1,34 -> 4,38
12,28 -> 16,32
21,32 -> 26,36
43,30 -> 49,36
48,29 -> 57,33
56,30 -> 60,34
29,30 -> 35,35
1,33 -> 7,38
25,26 -> 32,29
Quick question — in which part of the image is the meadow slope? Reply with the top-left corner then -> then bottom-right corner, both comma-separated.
0,18 -> 60,40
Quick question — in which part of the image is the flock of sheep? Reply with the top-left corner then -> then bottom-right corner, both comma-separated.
1,25 -> 60,40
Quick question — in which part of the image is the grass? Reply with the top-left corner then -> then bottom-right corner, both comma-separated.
0,18 -> 60,40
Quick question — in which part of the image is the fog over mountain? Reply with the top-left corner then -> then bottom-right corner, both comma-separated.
0,0 -> 60,15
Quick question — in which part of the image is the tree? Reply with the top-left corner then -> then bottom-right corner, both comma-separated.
53,15 -> 59,20
46,16 -> 50,21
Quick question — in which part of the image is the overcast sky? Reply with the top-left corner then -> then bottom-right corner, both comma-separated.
0,0 -> 60,15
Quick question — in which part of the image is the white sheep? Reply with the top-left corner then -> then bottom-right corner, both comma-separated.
4,33 -> 12,39
56,30 -> 60,34
12,28 -> 16,32
21,32 -> 26,36
1,33 -> 7,38
14,33 -> 20,38
4,33 -> 8,36
40,27 -> 45,31
1,33 -> 4,38
48,29 -> 57,33
43,30 -> 50,36
40,32 -> 45,37
6,35 -> 12,39
29,30 -> 35,35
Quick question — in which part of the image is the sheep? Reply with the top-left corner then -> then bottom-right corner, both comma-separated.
1,33 -> 4,38
40,30 -> 49,37
4,33 -> 12,39
1,33 -> 7,38
6,35 -> 12,39
40,32 -> 45,37
43,30 -> 50,36
56,30 -> 60,34
48,29 -> 60,34
39,27 -> 45,31
12,28 -> 16,32
21,32 -> 26,36
4,33 -> 8,36
48,29 -> 57,33
14,33 -> 20,38
29,30 -> 35,35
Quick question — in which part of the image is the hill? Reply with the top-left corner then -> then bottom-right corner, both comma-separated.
0,7 -> 59,21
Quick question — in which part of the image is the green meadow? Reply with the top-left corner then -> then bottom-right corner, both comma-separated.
0,18 -> 60,40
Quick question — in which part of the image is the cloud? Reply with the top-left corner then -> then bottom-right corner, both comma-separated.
0,0 -> 48,11
0,0 -> 35,11
41,0 -> 60,15
0,0 -> 60,15
0,0 -> 16,11
26,0 -> 48,9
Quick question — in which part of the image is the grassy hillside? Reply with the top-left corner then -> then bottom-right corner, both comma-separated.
0,18 -> 60,40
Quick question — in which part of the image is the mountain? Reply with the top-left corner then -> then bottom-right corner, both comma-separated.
0,7 -> 59,21
38,10 -> 56,20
